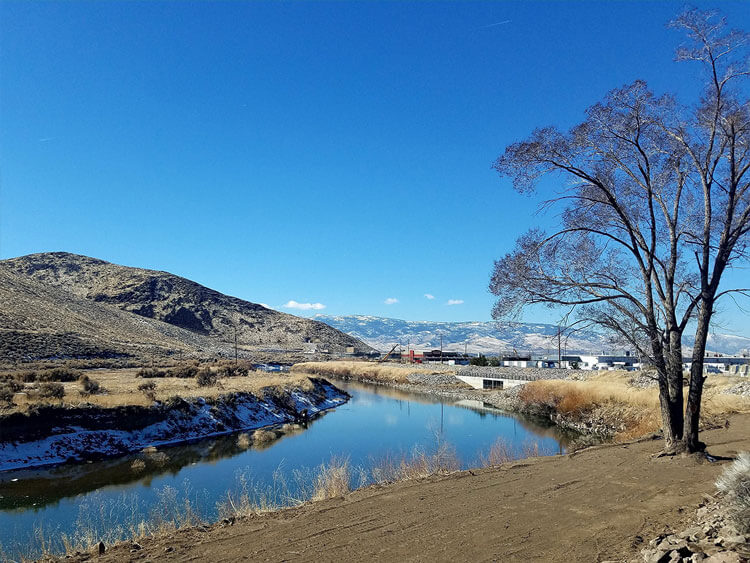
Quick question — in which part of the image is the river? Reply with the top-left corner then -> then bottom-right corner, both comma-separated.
0,380 -> 576,559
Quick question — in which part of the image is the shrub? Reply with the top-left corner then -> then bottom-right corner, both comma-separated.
38,367 -> 81,382
137,367 -> 167,378
716,452 -> 750,533
15,367 -> 81,383
79,375 -> 102,397
37,382 -> 65,400
137,381 -> 157,401
470,355 -> 489,366
196,368 -> 217,387
0,384 -> 15,405
168,364 -> 199,378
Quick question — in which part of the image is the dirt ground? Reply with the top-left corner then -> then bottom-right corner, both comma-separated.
77,413 -> 750,563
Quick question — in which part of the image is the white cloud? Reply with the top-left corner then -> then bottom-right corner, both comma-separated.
446,299 -> 464,306
424,293 -> 435,300
283,300 -> 326,310
384,297 -> 399,305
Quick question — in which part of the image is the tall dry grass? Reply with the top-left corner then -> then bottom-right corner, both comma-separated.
516,372 -> 750,441
291,361 -> 454,384
716,451 -> 750,533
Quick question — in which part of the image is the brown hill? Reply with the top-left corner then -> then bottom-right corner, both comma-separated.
0,252 -> 372,363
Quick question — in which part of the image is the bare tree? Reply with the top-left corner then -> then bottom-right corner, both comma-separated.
489,9 -> 750,454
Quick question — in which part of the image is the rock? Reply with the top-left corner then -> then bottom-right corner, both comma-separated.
643,548 -> 672,563
690,553 -> 706,562
704,553 -> 740,563
679,527 -> 704,541
164,546 -> 174,553
722,535 -> 747,547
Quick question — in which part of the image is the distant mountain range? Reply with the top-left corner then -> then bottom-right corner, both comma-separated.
0,253 -> 372,363
315,315 -> 750,357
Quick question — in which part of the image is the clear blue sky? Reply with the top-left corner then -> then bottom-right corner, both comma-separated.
1,1 -> 749,334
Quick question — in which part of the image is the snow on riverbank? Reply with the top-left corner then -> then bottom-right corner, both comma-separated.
0,378 -> 348,472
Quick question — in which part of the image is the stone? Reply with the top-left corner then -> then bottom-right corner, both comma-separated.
704,553 -> 740,563
722,535 -> 747,547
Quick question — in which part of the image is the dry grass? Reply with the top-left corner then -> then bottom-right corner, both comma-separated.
0,367 -> 315,413
312,457 -> 353,500
292,360 -> 454,384
716,451 -> 750,533
252,429 -> 279,444
517,372 -> 750,441
236,433 -> 252,450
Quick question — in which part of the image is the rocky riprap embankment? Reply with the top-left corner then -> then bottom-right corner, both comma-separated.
638,495 -> 750,562
457,365 -> 573,381
406,372 -> 464,386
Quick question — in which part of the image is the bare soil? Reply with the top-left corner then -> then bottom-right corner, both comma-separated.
82,414 -> 750,563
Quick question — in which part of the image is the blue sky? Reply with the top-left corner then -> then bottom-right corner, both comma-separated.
1,1 -> 749,335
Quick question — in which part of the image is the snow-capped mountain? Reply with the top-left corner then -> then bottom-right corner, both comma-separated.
314,315 -> 614,355
315,315 -> 750,356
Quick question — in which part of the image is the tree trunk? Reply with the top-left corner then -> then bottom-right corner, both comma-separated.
652,329 -> 684,452
684,301 -> 712,452
666,328 -> 685,440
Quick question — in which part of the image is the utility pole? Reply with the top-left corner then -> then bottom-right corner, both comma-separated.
440,335 -> 443,364
557,325 -> 562,367
234,324 -> 238,365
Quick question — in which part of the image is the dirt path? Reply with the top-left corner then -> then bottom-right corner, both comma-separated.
91,415 -> 750,563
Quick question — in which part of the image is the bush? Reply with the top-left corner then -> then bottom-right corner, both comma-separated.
196,368 -> 217,387
716,452 -> 750,533
37,382 -> 65,400
470,355 -> 489,366
137,367 -> 167,378
138,381 -> 157,401
15,367 -> 81,383
168,364 -> 199,379
38,367 -> 81,382
0,384 -> 15,405
79,375 -> 102,397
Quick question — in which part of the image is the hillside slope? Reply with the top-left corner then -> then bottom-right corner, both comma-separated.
0,253 -> 372,361
0,268 -> 232,362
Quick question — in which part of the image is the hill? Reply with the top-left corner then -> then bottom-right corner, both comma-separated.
315,315 -> 750,356
0,252 -> 372,363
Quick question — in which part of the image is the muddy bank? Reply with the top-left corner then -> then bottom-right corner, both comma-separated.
0,378 -> 348,471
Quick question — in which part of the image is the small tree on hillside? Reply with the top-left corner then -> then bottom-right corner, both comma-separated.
490,9 -> 750,454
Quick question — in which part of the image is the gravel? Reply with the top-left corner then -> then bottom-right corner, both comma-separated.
722,381 -> 750,397
457,366 -> 573,381
406,373 -> 463,386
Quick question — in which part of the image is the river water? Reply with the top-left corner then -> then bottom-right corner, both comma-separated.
0,380 -> 576,559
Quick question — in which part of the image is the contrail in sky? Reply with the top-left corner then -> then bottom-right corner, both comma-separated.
477,20 -> 512,30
